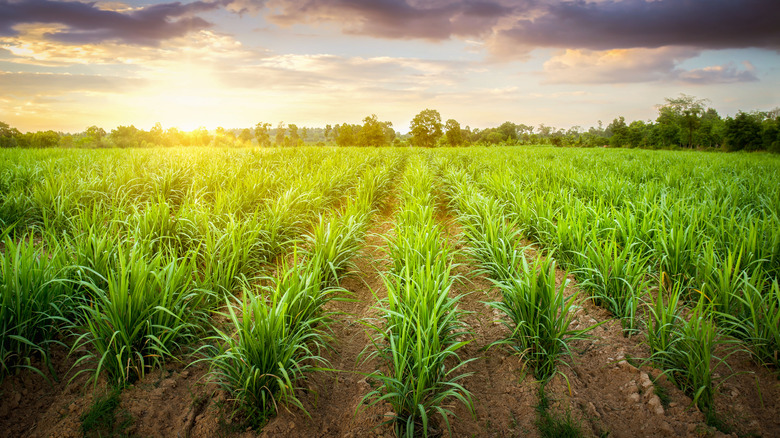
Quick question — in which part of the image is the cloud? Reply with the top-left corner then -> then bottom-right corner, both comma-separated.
541,47 -> 759,85
212,54 -> 471,94
677,62 -> 759,84
0,0 -> 219,45
491,0 -> 780,58
0,25 -> 261,67
226,1 -> 779,57
0,71 -> 146,96
263,0 -> 515,40
542,47 -> 697,84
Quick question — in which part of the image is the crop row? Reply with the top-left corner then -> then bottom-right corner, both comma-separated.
361,155 -> 472,437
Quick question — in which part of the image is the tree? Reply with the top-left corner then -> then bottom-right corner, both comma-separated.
724,112 -> 762,151
383,122 -> 396,145
498,121 -> 518,143
29,130 -> 60,148
537,124 -> 553,138
275,122 -> 286,146
359,114 -> 390,147
255,122 -> 271,147
301,127 -> 308,143
334,123 -> 357,147
324,124 -> 332,142
110,125 -> 141,148
409,109 -> 443,148
238,128 -> 253,144
79,125 -> 107,148
761,116 -> 780,153
0,122 -> 21,148
192,127 -> 211,146
655,107 -> 680,148
444,119 -> 463,146
694,108 -> 723,148
288,124 -> 300,146
147,122 -> 164,145
608,116 -> 629,147
626,121 -> 647,148
658,94 -> 708,148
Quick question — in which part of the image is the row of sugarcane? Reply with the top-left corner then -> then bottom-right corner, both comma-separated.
205,158 -> 400,426
360,155 -> 474,437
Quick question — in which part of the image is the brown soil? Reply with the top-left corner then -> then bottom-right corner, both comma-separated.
2,203 -> 780,438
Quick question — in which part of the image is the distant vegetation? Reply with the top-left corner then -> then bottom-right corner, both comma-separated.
1,94 -> 778,152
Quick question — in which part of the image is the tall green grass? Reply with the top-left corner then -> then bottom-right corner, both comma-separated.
645,278 -> 732,416
363,266 -> 473,437
489,257 -> 590,382
574,239 -> 651,333
362,157 -> 473,437
1,233 -> 72,381
205,285 -> 329,426
71,245 -> 212,386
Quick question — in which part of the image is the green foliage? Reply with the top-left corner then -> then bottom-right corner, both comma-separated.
409,109 -> 443,148
489,258 -> 591,382
358,114 -> 394,147
444,119 -> 463,147
724,112 -> 762,151
1,233 -> 72,381
363,266 -> 473,437
575,239 -> 651,333
646,280 -> 729,415
71,246 -> 212,387
608,116 -> 629,148
205,286 -> 329,427
254,122 -> 271,147
80,388 -> 133,438
362,158 -> 473,437
721,278 -> 780,370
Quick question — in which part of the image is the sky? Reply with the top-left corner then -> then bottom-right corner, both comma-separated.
1,0 -> 779,133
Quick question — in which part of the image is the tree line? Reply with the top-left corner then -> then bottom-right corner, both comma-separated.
1,95 -> 778,152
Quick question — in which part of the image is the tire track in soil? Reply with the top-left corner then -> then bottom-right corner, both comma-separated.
437,213 -> 540,438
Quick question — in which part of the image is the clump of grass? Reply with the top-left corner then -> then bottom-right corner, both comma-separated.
1,232 -> 72,382
205,283 -> 330,428
266,254 -> 338,332
304,206 -> 369,287
362,266 -> 473,438
71,245 -> 212,387
197,215 -> 267,298
454,189 -> 525,284
489,257 -> 594,383
645,277 -> 734,416
80,388 -> 133,438
721,275 -> 780,370
535,385 -> 584,438
574,239 -> 651,334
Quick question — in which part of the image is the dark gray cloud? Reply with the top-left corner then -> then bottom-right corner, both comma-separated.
0,0 -> 219,45
238,0 -> 780,53
264,0 -> 515,40
494,0 -> 780,55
